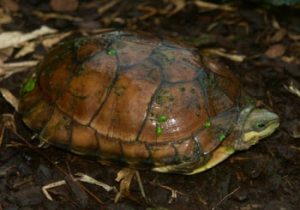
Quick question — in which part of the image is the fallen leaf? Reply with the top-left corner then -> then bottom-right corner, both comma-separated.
203,48 -> 246,62
194,0 -> 235,11
268,29 -> 287,43
97,0 -> 121,15
0,88 -> 19,111
33,11 -> 82,22
265,44 -> 286,58
0,61 -> 38,80
0,26 -> 57,50
50,0 -> 79,12
114,168 -> 135,202
284,79 -> 300,98
42,32 -> 72,49
288,32 -> 300,41
167,0 -> 186,16
15,42 -> 35,59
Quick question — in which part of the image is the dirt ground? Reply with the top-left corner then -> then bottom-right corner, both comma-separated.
0,0 -> 300,210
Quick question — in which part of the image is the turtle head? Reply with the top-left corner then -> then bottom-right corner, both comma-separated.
234,106 -> 280,151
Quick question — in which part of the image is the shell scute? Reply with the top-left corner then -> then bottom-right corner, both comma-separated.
91,61 -> 161,141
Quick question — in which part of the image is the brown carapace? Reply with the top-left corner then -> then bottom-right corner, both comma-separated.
19,31 -> 264,174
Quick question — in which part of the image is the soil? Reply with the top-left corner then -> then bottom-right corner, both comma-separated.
0,1 -> 300,210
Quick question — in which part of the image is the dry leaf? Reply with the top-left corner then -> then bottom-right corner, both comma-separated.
204,48 -> 246,62
269,29 -> 286,43
33,11 -> 82,22
97,0 -> 121,15
194,0 -> 235,11
288,32 -> 300,41
167,0 -> 186,16
42,32 -> 72,49
284,79 -> 300,98
0,88 -> 19,111
265,44 -> 286,58
15,42 -> 35,59
0,26 -> 57,50
114,168 -> 135,202
0,61 -> 37,80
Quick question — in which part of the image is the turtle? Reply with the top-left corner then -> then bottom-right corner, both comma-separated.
18,31 -> 280,175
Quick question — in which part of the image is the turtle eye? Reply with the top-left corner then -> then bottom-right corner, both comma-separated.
255,122 -> 266,129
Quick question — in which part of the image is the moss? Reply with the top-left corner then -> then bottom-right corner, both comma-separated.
106,48 -> 117,56
155,126 -> 163,136
21,76 -> 37,95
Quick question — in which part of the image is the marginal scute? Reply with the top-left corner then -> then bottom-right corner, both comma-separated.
150,143 -> 177,165
40,108 -> 71,146
121,142 -> 150,162
71,123 -> 98,154
174,139 -> 200,162
19,82 -> 42,113
97,134 -> 121,159
194,108 -> 238,154
22,100 -> 53,131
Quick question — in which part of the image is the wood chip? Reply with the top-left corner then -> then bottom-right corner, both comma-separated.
265,44 -> 286,58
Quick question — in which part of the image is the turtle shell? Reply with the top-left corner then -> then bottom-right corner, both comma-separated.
19,31 -> 242,174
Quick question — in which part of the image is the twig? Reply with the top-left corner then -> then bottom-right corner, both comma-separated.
212,186 -> 240,210
194,0 -> 235,11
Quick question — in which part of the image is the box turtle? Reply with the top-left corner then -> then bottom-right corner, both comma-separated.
19,31 -> 280,175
